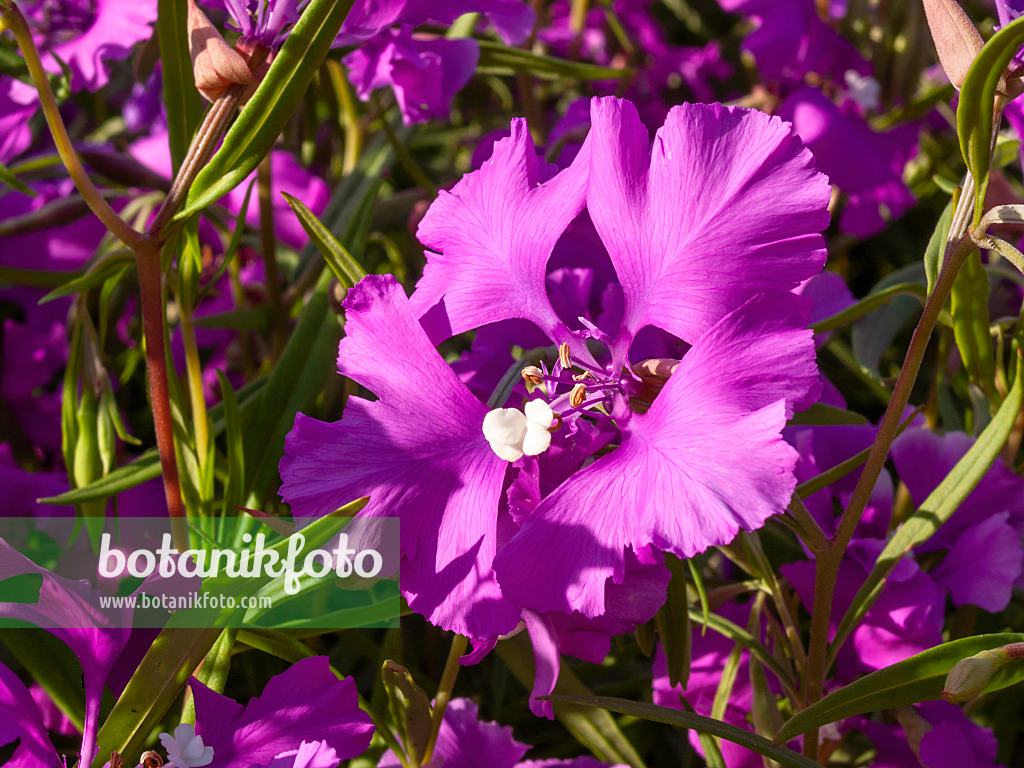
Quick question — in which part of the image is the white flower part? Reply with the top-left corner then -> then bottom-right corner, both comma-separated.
521,400 -> 554,456
844,70 -> 881,111
159,723 -> 215,768
483,408 -> 529,461
483,400 -> 555,462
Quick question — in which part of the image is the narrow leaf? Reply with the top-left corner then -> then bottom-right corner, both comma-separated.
546,694 -> 823,768
830,351 -> 1024,663
476,40 -> 632,81
283,191 -> 367,287
957,14 -> 1024,223
176,0 -> 356,220
774,633 -> 1024,745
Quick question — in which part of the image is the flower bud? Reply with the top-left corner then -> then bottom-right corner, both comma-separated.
186,0 -> 256,102
941,648 -> 1006,702
921,0 -> 984,89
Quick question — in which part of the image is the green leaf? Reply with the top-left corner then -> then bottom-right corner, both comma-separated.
39,249 -> 135,303
496,633 -> 647,768
476,40 -> 632,81
654,554 -> 691,689
283,191 -> 367,287
546,694 -> 823,768
242,275 -> 342,505
0,155 -> 36,196
810,283 -> 927,336
795,408 -> 921,500
0,628 -> 85,731
924,197 -> 955,296
157,0 -> 204,172
957,14 -> 1024,223
217,371 -> 245,517
950,248 -> 998,404
176,0 -> 356,221
91,628 -> 223,768
774,633 -> 1024,745
830,352 -> 1024,665
787,403 -> 870,427
688,608 -> 797,703
851,263 -> 927,377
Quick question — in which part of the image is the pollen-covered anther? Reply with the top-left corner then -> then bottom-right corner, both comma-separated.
570,383 -> 587,408
572,371 -> 594,382
482,400 -> 556,462
521,365 -> 544,384
548,412 -> 563,432
558,342 -> 572,370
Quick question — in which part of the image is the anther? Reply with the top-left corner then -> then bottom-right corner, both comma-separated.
521,365 -> 544,384
558,342 -> 572,370
548,412 -> 563,432
141,751 -> 164,768
570,383 -> 587,408
110,752 -> 125,768
572,371 -> 594,382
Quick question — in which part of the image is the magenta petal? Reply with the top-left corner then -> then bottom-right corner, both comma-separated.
586,97 -> 829,352
522,610 -> 559,719
495,295 -> 817,617
280,275 -> 520,639
411,119 -> 591,348
49,0 -> 158,91
193,657 -> 373,768
929,513 -> 1021,612
0,662 -> 59,768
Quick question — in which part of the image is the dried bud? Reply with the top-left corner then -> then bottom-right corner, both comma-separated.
558,342 -> 572,370
942,648 -> 1005,702
570,383 -> 587,408
186,0 -> 256,101
921,0 -> 984,89
521,366 -> 544,384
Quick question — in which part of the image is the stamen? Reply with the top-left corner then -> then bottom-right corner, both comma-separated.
521,365 -> 544,384
548,412 -> 563,432
558,342 -> 572,370
570,383 -> 587,408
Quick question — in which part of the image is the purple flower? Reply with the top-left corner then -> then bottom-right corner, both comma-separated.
381,697 -> 624,768
718,0 -> 868,86
343,25 -> 479,124
337,0 -> 534,47
891,427 -> 1024,604
18,0 -> 158,92
0,660 -> 62,767
181,656 -> 373,767
778,87 -> 918,238
219,0 -> 299,49
484,98 -> 826,618
279,274 -> 522,641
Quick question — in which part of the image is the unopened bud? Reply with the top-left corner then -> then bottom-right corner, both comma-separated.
921,0 -> 984,89
521,366 -> 544,384
186,0 -> 257,101
558,342 -> 572,370
942,648 -> 1005,702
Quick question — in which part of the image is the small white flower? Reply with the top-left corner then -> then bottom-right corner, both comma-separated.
844,70 -> 882,111
159,723 -> 214,768
482,400 -> 555,462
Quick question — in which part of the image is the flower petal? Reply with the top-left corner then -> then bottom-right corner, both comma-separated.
280,275 -> 520,639
411,120 -> 591,349
586,96 -> 829,355
495,295 -> 817,616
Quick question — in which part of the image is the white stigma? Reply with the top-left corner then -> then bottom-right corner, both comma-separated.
483,400 -> 555,462
159,723 -> 214,767
844,70 -> 881,111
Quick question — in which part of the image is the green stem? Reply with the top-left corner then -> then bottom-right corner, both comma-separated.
421,634 -> 469,766
800,543 -> 839,762
257,155 -> 288,361
178,290 -> 210,481
1,3 -> 141,250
